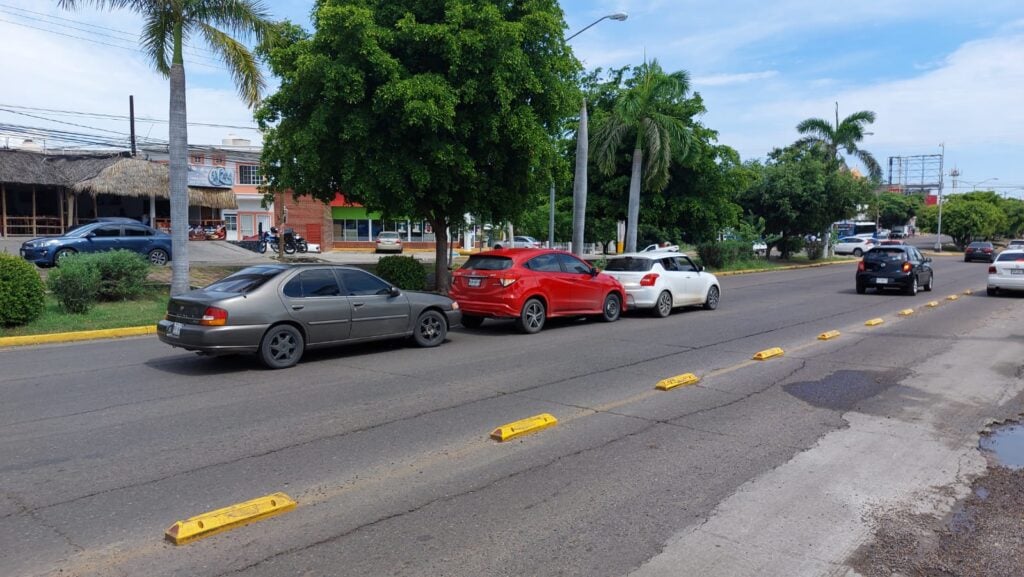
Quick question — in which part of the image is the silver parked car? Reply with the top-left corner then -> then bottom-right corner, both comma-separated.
157,264 -> 461,368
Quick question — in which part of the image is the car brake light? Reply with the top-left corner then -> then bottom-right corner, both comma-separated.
983,248 -> 992,253
989,266 -> 997,274
498,277 -> 517,287
640,273 -> 659,287
857,261 -> 865,271
901,262 -> 912,273
200,307 -> 228,326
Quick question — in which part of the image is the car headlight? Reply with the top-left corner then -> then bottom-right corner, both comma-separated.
450,302 -> 460,310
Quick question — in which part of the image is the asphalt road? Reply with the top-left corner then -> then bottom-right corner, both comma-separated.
2,256 -> 1022,577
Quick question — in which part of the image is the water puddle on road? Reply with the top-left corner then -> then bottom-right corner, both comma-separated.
980,422 -> 1024,469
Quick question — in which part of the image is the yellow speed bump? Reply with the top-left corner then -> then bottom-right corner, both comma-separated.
490,413 -> 557,442
818,330 -> 841,341
165,492 -> 296,545
926,301 -> 940,308
964,289 -> 974,295
898,309 -> 915,316
865,318 -> 884,326
656,373 -> 700,391
946,294 -> 959,301
752,347 -> 784,361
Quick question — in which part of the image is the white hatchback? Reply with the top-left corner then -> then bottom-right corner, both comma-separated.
835,236 -> 879,256
987,249 -> 1024,295
602,252 -> 721,317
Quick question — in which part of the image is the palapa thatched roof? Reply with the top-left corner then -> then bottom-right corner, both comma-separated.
72,158 -> 238,209
0,149 -> 123,186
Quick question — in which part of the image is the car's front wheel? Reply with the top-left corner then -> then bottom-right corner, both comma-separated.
653,290 -> 673,318
703,285 -> 720,310
516,298 -> 546,334
54,247 -> 76,265
413,310 -> 447,347
148,248 -> 169,266
601,293 -> 621,322
259,324 -> 304,369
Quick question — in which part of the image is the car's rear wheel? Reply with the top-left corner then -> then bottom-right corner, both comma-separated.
856,281 -> 866,294
703,285 -> 720,310
853,248 -> 863,257
413,310 -> 447,347
259,324 -> 304,369
905,276 -> 919,296
988,287 -> 998,296
653,290 -> 673,318
601,293 -> 621,322
461,314 -> 484,329
148,248 -> 169,266
516,298 -> 545,334
54,247 -> 76,264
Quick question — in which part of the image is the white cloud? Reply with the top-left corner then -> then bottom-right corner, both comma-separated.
693,71 -> 778,87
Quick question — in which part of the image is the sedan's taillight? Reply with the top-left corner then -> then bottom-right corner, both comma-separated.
983,248 -> 992,253
989,266 -> 997,274
200,307 -> 228,326
640,273 -> 659,287
857,261 -> 865,271
901,262 -> 912,273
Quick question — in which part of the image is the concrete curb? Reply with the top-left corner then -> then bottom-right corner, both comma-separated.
0,325 -> 155,348
715,258 -> 857,277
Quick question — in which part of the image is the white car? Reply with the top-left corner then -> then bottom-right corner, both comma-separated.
834,236 -> 879,256
602,252 -> 720,317
493,235 -> 541,249
987,249 -> 1024,295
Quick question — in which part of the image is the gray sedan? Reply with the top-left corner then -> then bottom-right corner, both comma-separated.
156,264 -> 461,368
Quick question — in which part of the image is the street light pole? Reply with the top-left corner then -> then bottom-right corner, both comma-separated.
935,143 -> 945,251
565,12 -> 627,255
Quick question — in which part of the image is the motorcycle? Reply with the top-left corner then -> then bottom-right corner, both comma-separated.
285,228 -> 308,253
258,227 -> 297,254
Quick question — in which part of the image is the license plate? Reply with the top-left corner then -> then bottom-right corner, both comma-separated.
468,278 -> 482,287
1012,269 -> 1024,275
875,278 -> 889,284
168,322 -> 183,337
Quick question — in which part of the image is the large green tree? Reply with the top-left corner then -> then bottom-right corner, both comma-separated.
257,0 -> 580,289
740,145 -> 869,258
592,60 -> 693,253
869,192 -> 923,229
60,0 -> 273,296
795,107 -> 882,181
918,198 -> 1006,248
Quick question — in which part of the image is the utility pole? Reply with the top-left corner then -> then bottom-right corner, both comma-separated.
129,95 -> 137,157
935,143 -> 946,251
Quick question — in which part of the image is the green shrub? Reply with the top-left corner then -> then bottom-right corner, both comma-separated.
375,255 -> 426,290
805,239 -> 825,261
696,240 -> 751,269
0,253 -> 46,326
47,254 -> 100,313
93,250 -> 150,300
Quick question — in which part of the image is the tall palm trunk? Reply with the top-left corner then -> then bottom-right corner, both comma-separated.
625,147 -> 642,253
169,34 -> 190,295
571,100 -> 588,256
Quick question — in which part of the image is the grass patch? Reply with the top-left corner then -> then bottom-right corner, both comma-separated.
711,255 -> 856,273
0,287 -> 168,337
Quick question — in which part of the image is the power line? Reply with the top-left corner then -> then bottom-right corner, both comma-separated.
0,103 -> 261,131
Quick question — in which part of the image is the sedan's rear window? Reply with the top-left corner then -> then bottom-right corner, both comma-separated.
996,252 -> 1024,262
462,256 -> 513,271
204,266 -> 284,293
864,248 -> 907,260
605,257 -> 654,272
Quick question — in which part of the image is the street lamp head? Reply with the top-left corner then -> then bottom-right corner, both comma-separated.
608,12 -> 628,21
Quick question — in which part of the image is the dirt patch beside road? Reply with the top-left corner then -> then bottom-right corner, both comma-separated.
850,465 -> 1024,576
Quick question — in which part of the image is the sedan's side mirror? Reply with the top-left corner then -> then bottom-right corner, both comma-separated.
924,257 -> 933,263
698,265 -> 705,272
590,267 -> 599,277
85,232 -> 96,238
389,286 -> 401,297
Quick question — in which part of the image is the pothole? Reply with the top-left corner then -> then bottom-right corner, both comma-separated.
980,421 -> 1024,469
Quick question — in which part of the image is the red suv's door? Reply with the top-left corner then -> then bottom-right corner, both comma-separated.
556,253 -> 604,312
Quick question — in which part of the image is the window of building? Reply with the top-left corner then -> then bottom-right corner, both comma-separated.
189,153 -> 205,165
238,164 -> 261,185
211,153 -> 226,166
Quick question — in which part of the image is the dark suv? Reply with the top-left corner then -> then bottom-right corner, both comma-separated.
856,246 -> 934,295
964,241 -> 995,263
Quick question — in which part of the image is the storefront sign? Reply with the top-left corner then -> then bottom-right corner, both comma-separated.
188,165 -> 234,188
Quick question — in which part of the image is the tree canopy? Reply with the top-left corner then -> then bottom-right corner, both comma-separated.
795,108 -> 882,181
257,0 -> 581,287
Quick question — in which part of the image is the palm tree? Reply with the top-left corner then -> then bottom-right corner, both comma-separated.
593,60 -> 692,253
59,0 -> 272,295
795,105 -> 882,181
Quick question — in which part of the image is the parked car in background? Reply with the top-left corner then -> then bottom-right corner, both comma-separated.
856,246 -> 934,295
157,264 -> 461,369
640,243 -> 681,252
835,236 -> 878,256
879,239 -> 905,246
1006,239 -> 1024,250
987,249 -> 1024,296
449,248 -> 625,333
375,231 -> 403,253
602,252 -> 720,317
492,235 -> 542,249
964,241 -> 995,263
19,219 -> 172,267
889,226 -> 909,239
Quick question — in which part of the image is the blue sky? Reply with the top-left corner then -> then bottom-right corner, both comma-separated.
2,1 -> 1023,196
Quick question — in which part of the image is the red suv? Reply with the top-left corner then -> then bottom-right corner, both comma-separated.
450,249 -> 626,333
